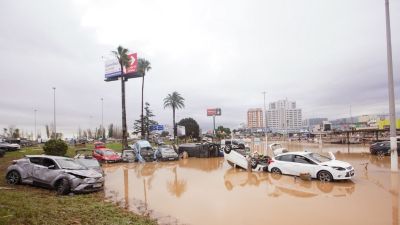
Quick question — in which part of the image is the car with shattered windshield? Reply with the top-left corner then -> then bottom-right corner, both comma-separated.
5,155 -> 104,195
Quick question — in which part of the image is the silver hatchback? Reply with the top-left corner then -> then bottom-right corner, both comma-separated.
6,155 -> 104,195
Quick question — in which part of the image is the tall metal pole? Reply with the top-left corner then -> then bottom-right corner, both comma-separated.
384,0 -> 398,172
262,91 -> 268,155
52,87 -> 56,139
213,115 -> 216,136
34,109 -> 37,141
101,98 -> 104,139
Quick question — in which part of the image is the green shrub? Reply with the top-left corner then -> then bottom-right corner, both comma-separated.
43,139 -> 68,156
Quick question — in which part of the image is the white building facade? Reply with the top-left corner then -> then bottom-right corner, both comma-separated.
267,99 -> 302,133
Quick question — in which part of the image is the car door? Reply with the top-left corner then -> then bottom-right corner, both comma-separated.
292,155 -> 318,177
275,154 -> 294,175
32,157 -> 61,187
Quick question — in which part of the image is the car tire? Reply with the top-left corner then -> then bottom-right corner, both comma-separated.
6,170 -> 21,185
270,167 -> 282,174
224,145 -> 232,154
56,178 -> 70,195
250,158 -> 258,169
317,170 -> 333,182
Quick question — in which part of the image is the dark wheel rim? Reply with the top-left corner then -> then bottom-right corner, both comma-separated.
318,172 -> 332,182
7,171 -> 20,185
377,151 -> 385,159
271,168 -> 281,174
57,180 -> 66,194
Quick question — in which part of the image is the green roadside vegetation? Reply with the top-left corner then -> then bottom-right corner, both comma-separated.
0,144 -> 156,225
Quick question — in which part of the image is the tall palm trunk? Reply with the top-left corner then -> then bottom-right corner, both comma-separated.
141,74 -> 145,139
173,106 -> 176,138
121,65 -> 128,149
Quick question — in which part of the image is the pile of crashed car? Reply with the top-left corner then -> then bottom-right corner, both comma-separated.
4,138 -> 363,195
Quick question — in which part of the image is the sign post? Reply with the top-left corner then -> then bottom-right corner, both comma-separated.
207,108 -> 221,136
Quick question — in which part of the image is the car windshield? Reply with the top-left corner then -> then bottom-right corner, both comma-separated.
56,158 -> 87,170
104,150 -> 115,156
306,153 -> 331,163
75,159 -> 100,167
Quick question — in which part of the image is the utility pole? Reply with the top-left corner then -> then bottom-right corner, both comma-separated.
101,98 -> 104,140
384,0 -> 398,171
262,91 -> 268,155
52,87 -> 56,139
34,109 -> 37,141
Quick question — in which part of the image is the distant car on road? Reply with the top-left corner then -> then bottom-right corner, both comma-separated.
369,141 -> 400,156
0,142 -> 20,151
268,151 -> 354,182
6,155 -> 104,195
155,145 -> 179,161
130,140 -> 155,162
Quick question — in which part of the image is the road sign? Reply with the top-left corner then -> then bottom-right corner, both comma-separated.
149,125 -> 164,131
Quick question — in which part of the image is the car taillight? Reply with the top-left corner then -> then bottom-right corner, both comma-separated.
268,159 -> 274,164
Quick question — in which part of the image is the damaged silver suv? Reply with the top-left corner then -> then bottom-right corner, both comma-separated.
5,155 -> 104,195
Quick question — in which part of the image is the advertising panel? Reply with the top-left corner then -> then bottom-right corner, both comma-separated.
126,53 -> 138,73
177,125 -> 186,136
105,58 -> 121,78
207,108 -> 221,116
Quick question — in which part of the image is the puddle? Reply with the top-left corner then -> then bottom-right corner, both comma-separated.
104,143 -> 400,225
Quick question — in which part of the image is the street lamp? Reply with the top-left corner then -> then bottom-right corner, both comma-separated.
52,87 -> 56,139
262,91 -> 268,155
384,0 -> 398,172
34,109 -> 37,141
101,98 -> 105,140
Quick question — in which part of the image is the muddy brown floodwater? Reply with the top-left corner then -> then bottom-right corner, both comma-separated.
103,143 -> 400,225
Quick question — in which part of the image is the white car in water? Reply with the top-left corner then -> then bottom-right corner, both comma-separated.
268,151 -> 355,182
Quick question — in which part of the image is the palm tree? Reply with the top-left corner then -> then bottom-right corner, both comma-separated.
163,92 -> 185,139
112,46 -> 131,149
137,58 -> 152,139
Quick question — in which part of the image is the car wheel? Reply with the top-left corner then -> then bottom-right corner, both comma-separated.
270,167 -> 282,174
250,158 -> 258,169
317,170 -> 333,182
56,178 -> 70,195
224,145 -> 232,154
6,170 -> 21,185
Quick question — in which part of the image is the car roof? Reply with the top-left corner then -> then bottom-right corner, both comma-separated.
276,151 -> 311,157
25,155 -> 70,160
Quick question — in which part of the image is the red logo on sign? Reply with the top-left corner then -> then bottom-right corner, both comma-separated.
126,53 -> 137,73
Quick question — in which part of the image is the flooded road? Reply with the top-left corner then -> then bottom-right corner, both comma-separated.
104,143 -> 400,225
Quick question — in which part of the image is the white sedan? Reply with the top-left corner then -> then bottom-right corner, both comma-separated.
268,151 -> 354,182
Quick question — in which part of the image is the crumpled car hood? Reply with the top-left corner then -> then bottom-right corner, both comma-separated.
66,169 -> 102,178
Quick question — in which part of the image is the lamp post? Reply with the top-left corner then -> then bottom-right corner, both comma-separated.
101,98 -> 104,140
384,0 -> 398,172
34,109 -> 37,141
262,91 -> 268,155
52,87 -> 56,139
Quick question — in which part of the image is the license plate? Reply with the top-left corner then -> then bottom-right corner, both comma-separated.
168,158 -> 175,160
93,183 -> 102,188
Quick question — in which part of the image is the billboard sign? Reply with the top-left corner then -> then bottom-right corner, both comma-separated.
105,58 -> 121,78
207,108 -> 221,116
104,53 -> 138,78
177,125 -> 186,136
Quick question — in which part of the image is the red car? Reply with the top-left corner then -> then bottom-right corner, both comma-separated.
93,148 -> 121,163
94,141 -> 106,149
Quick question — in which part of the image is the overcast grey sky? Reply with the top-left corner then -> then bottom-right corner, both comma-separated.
0,0 -> 399,137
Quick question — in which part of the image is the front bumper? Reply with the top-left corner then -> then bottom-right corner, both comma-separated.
71,177 -> 105,193
332,169 -> 355,180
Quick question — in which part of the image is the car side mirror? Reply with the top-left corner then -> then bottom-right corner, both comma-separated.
48,165 -> 55,169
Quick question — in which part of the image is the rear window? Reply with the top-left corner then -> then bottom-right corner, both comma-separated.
276,154 -> 293,162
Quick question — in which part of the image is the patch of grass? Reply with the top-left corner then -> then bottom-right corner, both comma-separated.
0,147 -> 156,225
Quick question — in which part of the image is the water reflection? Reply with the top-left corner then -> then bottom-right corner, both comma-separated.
223,167 -> 355,197
167,167 -> 187,197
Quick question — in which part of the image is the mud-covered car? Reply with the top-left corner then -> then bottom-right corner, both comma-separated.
155,145 -> 179,161
130,140 -> 155,162
121,149 -> 136,162
5,155 -> 104,195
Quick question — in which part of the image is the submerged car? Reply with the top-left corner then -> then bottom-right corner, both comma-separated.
121,149 -> 136,162
6,155 -> 104,194
155,145 -> 179,161
93,148 -> 121,163
130,140 -> 155,162
224,144 -> 269,172
268,151 -> 355,182
369,141 -> 400,156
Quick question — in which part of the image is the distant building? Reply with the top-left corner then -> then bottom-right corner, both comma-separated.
267,99 -> 302,133
302,118 -> 328,131
247,108 -> 264,129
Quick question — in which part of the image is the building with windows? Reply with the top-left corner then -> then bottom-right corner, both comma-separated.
267,99 -> 302,133
247,108 -> 264,129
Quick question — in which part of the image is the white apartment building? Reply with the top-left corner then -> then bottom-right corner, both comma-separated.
267,99 -> 302,133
